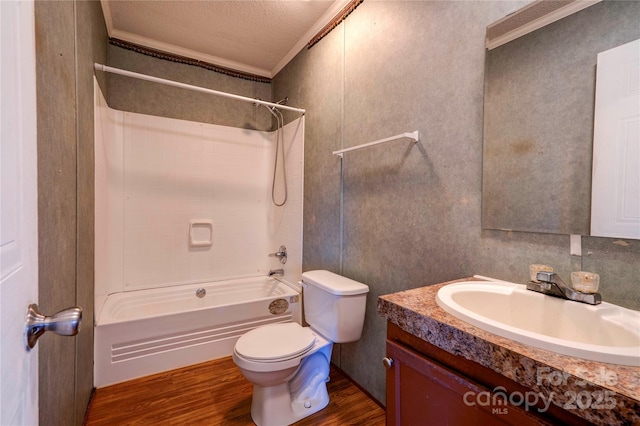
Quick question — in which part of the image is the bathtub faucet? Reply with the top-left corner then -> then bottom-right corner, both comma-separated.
268,245 -> 287,264
268,269 -> 284,277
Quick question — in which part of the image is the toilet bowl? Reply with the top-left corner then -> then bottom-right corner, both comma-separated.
233,322 -> 332,426
232,270 -> 369,426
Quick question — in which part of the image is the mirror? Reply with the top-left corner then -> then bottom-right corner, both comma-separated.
482,0 -> 640,235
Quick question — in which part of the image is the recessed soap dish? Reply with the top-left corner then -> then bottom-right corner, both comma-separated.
189,219 -> 213,247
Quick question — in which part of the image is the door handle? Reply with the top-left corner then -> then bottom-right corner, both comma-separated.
24,304 -> 82,350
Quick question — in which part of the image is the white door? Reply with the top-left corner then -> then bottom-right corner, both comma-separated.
1,1 -> 39,424
591,38 -> 640,239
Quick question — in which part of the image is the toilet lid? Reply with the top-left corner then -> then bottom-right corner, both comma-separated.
235,323 -> 316,361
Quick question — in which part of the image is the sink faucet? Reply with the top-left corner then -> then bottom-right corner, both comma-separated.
527,271 -> 601,305
268,269 -> 284,277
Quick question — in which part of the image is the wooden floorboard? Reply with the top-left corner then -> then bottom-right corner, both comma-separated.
84,356 -> 386,425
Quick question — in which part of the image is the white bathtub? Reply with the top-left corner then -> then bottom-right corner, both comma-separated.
94,276 -> 300,388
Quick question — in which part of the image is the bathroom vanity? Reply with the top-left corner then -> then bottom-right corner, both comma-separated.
378,278 -> 640,426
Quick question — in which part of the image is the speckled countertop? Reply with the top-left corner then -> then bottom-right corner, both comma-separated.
377,277 -> 640,426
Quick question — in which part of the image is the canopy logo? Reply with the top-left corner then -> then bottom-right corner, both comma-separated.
463,367 -> 619,415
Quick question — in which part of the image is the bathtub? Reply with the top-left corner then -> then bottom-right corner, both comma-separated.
94,276 -> 300,388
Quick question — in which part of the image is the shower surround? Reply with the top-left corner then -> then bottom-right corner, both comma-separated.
93,80 -> 304,385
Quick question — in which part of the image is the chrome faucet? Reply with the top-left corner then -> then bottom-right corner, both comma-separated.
268,269 -> 284,277
268,245 -> 287,264
527,271 -> 601,305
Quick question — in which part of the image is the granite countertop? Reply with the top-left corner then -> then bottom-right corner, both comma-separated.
377,277 -> 640,426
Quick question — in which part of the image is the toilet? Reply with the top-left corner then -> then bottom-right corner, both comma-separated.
232,270 -> 369,426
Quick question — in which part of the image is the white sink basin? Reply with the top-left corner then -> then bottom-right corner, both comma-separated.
436,279 -> 640,366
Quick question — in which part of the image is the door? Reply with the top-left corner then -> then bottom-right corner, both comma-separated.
1,1 -> 39,424
591,38 -> 640,239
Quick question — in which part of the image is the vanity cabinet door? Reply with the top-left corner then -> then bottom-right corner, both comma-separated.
385,340 -> 547,426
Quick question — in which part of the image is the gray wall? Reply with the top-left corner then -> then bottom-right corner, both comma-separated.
273,0 -> 640,405
35,0 -> 107,424
106,45 -> 273,131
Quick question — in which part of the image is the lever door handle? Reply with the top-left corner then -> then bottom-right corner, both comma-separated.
24,304 -> 82,350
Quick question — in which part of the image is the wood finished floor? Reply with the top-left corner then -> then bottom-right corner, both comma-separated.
84,356 -> 386,425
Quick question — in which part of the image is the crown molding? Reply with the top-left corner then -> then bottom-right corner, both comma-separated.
271,0 -> 354,77
487,0 -> 602,50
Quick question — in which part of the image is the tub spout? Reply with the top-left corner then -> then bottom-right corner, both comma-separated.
268,269 -> 284,277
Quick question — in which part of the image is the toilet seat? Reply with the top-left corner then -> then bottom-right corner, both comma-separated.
235,322 -> 316,362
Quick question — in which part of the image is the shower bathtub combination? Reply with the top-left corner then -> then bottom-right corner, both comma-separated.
93,69 -> 305,388
94,276 -> 300,388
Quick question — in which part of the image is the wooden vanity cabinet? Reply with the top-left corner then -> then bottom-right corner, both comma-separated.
385,339 -> 547,425
385,322 -> 591,426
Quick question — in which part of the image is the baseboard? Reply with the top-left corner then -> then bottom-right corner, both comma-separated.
330,362 -> 386,410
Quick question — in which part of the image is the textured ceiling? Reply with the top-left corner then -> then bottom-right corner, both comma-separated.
101,0 -> 348,78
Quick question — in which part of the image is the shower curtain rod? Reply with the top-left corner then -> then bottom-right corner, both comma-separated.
94,63 -> 306,115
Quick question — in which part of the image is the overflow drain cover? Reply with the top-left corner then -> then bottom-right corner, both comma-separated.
269,299 -> 289,315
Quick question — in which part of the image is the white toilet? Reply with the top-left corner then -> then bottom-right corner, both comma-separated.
232,270 -> 369,426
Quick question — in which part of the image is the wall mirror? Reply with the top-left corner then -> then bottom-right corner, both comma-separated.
481,0 -> 640,236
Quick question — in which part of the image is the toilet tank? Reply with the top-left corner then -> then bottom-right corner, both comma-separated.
301,270 -> 369,343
